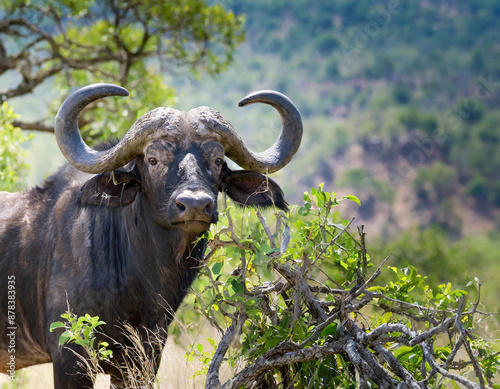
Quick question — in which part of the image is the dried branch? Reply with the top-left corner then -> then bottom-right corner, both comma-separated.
205,314 -> 245,389
197,200 -> 497,389
256,209 -> 276,249
420,343 -> 481,389
223,337 -> 349,389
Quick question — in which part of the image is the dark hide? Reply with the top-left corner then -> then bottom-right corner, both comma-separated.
0,140 -> 287,388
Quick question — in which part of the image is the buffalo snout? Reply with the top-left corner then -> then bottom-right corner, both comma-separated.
170,190 -> 218,232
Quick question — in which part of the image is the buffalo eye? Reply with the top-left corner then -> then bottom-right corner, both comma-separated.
214,158 -> 223,166
148,157 -> 157,166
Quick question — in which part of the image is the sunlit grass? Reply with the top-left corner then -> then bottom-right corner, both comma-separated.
0,336 -> 208,389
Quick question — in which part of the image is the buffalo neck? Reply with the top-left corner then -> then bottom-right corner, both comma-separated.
116,194 -> 207,324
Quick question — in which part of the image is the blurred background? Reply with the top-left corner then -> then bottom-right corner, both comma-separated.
1,0 -> 499,386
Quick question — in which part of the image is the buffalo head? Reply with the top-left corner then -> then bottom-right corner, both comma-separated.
54,84 -> 302,234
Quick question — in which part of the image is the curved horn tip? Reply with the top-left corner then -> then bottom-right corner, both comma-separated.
237,90 -> 292,108
55,83 -> 130,122
54,83 -> 133,174
80,83 -> 130,97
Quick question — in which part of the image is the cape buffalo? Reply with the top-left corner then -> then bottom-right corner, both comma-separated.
0,84 -> 302,388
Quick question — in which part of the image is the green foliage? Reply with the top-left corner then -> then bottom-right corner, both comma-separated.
370,227 -> 500,311
185,338 -> 218,379
0,103 -> 32,191
339,168 -> 395,203
466,175 -> 489,201
50,310 -> 112,364
54,0 -> 242,142
178,186 -> 499,387
447,111 -> 500,207
392,84 -> 412,105
1,0 -> 244,143
50,310 -> 165,388
396,107 -> 438,135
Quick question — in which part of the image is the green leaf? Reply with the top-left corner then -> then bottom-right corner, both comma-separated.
59,331 -> 71,345
207,337 -> 216,349
212,262 -> 224,275
258,242 -> 272,253
49,321 -> 66,332
320,323 -> 338,338
61,312 -> 74,321
264,337 -> 280,350
343,194 -> 361,206
393,346 -> 415,360
298,207 -> 310,216
230,278 -> 244,294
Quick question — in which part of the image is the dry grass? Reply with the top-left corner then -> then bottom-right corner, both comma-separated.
0,336 -> 209,389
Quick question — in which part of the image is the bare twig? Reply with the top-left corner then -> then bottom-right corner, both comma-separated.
420,343 -> 481,389
256,209 -> 276,249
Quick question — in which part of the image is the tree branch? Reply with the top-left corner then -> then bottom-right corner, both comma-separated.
12,120 -> 54,133
205,314 -> 245,389
222,337 -> 349,389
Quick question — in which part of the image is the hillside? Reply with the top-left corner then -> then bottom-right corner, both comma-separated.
173,1 -> 500,229
172,1 -> 500,306
179,1 -> 500,234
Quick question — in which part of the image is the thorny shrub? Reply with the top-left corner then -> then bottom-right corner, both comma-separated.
182,184 -> 500,389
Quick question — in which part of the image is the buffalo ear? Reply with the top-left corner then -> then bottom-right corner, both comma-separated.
219,164 -> 288,211
79,170 -> 141,207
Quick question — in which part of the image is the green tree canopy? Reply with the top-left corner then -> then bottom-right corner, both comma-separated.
0,0 -> 244,139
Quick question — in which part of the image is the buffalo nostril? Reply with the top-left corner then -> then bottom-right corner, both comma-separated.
176,202 -> 186,212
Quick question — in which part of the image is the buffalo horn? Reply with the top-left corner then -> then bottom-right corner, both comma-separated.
54,83 -> 176,174
206,90 -> 303,174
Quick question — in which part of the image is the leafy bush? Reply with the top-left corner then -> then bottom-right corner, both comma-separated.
370,227 -> 500,310
0,103 -> 31,191
339,168 -> 395,203
183,186 -> 498,388
466,176 -> 489,201
392,84 -> 412,105
489,181 -> 500,207
396,107 -> 438,135
50,311 -> 113,365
